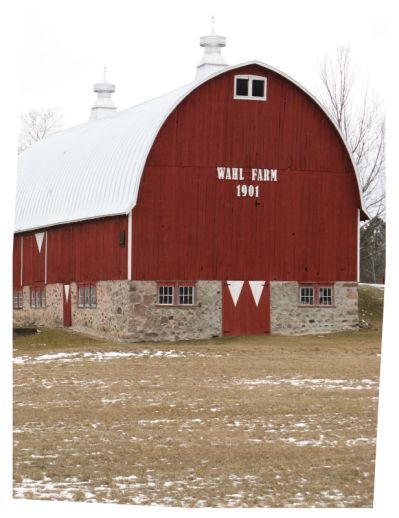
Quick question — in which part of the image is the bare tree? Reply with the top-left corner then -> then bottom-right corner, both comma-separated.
18,107 -> 63,154
318,47 -> 385,218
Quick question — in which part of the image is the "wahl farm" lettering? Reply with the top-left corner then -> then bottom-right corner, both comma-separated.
216,167 -> 278,198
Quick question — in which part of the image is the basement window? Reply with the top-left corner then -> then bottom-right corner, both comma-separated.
157,282 -> 196,306
30,286 -> 46,308
158,285 -> 174,305
234,75 -> 267,100
318,287 -> 333,306
77,283 -> 97,308
299,286 -> 314,305
299,284 -> 334,306
13,288 -> 23,309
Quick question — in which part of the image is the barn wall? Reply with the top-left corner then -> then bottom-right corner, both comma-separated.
13,236 -> 22,287
15,215 -> 128,286
126,280 -> 222,342
133,64 -> 359,282
13,280 -> 222,342
270,281 -> 359,334
12,284 -> 63,328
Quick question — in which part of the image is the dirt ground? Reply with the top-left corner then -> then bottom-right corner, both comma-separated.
13,322 -> 381,508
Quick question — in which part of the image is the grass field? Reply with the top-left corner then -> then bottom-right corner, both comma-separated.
13,286 -> 383,507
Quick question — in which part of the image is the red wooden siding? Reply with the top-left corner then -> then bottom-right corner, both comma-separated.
222,281 -> 270,336
22,234 -> 45,285
62,285 -> 72,326
13,236 -> 22,287
133,64 -> 359,281
16,216 -> 128,285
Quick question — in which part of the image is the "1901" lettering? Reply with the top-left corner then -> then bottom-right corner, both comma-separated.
236,184 -> 259,197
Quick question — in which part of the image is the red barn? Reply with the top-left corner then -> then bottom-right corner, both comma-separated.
13,28 -> 368,341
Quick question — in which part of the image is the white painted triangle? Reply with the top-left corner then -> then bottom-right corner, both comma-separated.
249,281 -> 265,306
64,285 -> 70,302
227,281 -> 244,306
35,232 -> 45,253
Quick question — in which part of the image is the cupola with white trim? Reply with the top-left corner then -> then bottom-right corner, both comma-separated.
195,18 -> 228,81
90,67 -> 117,120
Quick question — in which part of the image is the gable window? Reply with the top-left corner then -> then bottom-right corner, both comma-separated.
77,283 -> 97,308
157,282 -> 196,306
30,286 -> 46,308
13,288 -> 23,309
299,284 -> 334,307
234,75 -> 267,101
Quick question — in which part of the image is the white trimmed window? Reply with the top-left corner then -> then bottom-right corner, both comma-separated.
78,283 -> 97,308
300,286 -> 314,305
234,75 -> 267,101
157,282 -> 196,306
13,288 -> 23,309
319,287 -> 333,306
158,285 -> 174,305
179,285 -> 194,305
299,284 -> 334,306
30,286 -> 46,308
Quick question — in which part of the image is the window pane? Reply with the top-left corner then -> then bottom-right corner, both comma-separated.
319,287 -> 332,305
84,287 -> 90,306
179,286 -> 194,305
78,287 -> 84,307
19,290 -> 23,308
159,286 -> 173,305
41,288 -> 46,308
31,290 -> 35,308
90,286 -> 96,307
300,287 -> 314,305
236,78 -> 248,96
252,79 -> 265,97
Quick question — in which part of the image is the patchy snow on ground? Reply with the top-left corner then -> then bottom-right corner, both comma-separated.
14,349 -> 226,365
234,376 -> 378,391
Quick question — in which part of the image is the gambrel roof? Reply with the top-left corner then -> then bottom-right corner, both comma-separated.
15,62 -> 368,232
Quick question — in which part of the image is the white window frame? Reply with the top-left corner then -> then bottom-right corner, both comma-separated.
234,75 -> 267,101
178,285 -> 195,305
318,286 -> 333,306
158,285 -> 174,305
77,283 -> 97,308
299,286 -> 315,306
13,288 -> 23,309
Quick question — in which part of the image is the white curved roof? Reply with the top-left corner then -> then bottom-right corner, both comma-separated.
15,61 -> 368,232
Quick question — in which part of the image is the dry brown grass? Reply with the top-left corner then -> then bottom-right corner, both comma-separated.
13,288 -> 382,507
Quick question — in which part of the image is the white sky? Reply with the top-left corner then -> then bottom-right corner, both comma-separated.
20,0 -> 386,128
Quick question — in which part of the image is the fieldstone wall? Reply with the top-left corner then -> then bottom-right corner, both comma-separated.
270,281 -> 359,335
70,281 -> 131,340
126,280 -> 222,342
12,284 -> 63,328
13,280 -> 222,342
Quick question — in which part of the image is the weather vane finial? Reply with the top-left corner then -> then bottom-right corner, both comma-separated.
211,15 -> 215,32
103,66 -> 107,81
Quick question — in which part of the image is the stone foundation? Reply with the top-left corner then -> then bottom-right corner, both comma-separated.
13,279 -> 358,341
13,280 -> 222,342
270,281 -> 359,335
12,284 -> 63,328
125,280 -> 222,342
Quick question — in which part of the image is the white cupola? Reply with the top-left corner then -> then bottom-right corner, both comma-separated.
195,18 -> 228,81
90,67 -> 117,120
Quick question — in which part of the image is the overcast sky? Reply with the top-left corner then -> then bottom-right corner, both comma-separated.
20,0 -> 386,129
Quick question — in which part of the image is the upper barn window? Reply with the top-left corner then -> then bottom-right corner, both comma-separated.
234,75 -> 267,100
